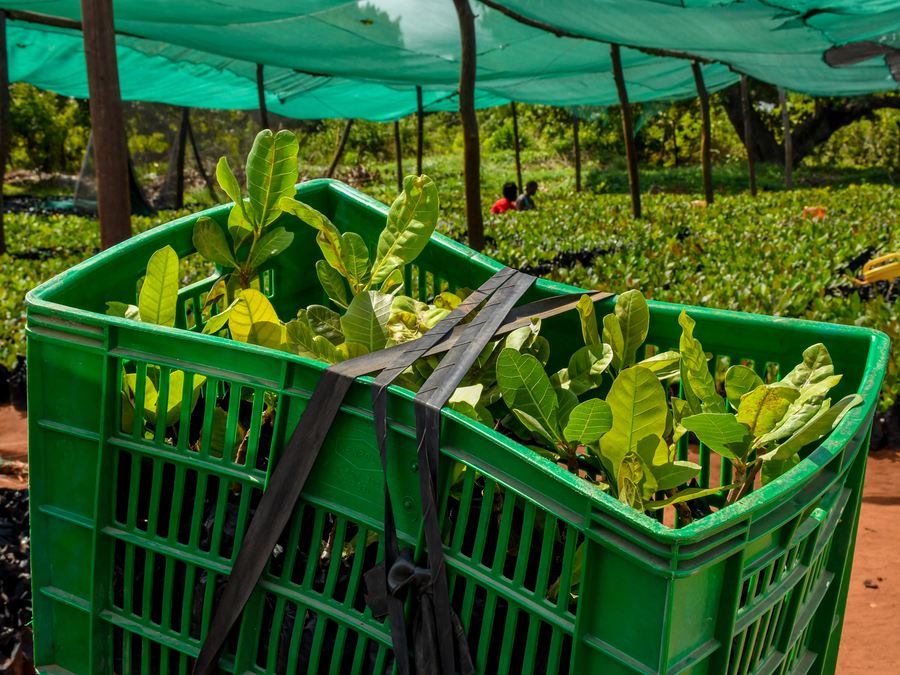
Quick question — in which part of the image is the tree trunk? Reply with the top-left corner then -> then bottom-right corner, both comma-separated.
0,12 -> 10,255
572,113 -> 581,192
692,62 -> 713,204
740,75 -> 757,196
393,120 -> 403,193
256,64 -> 269,130
511,101 -> 523,193
81,0 -> 132,248
779,88 -> 793,188
416,85 -> 424,175
611,45 -> 641,219
325,119 -> 353,178
453,0 -> 484,251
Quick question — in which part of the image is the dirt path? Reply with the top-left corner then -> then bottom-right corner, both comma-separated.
0,406 -> 897,671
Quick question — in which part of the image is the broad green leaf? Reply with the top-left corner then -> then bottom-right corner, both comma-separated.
312,335 -> 340,363
681,413 -> 753,460
306,305 -> 344,344
646,484 -> 739,510
761,454 -> 800,485
380,267 -> 405,295
248,321 -> 284,349
781,343 -> 834,390
340,291 -> 393,352
617,452 -> 646,510
599,365 -> 668,472
216,156 -> 247,220
614,290 -> 649,367
754,375 -> 843,446
557,388 -> 579,430
563,399 -> 613,444
279,198 -> 346,274
575,294 -> 600,346
762,394 -> 862,461
651,460 -> 702,491
316,260 -> 349,308
505,319 -> 541,352
602,314 -> 624,371
567,344 -> 614,393
106,301 -> 140,320
724,365 -> 763,410
340,231 -> 371,289
736,384 -> 799,436
247,226 -> 294,271
193,217 -> 238,268
229,289 -> 280,343
678,310 -> 725,414
369,175 -> 439,286
227,201 -> 253,248
497,348 -> 560,444
637,350 -> 681,379
449,384 -> 483,408
246,129 -> 299,227
162,370 -> 206,427
138,245 -> 179,327
512,409 -> 557,447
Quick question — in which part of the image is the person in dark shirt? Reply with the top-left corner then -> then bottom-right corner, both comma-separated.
490,182 -> 518,214
516,180 -> 538,211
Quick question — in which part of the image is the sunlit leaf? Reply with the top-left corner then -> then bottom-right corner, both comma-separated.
138,245 -> 179,327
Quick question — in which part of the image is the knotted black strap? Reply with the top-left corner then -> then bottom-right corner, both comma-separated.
193,269 -> 611,674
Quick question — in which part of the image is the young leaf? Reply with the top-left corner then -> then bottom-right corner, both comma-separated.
724,365 -> 763,410
599,365 -> 668,472
229,289 -> 280,343
617,452 -> 646,510
754,375 -> 842,446
681,413 -> 753,460
637,350 -> 681,379
369,175 -> 439,286
280,198 -> 346,275
505,319 -> 541,352
193,217 -> 238,268
316,260 -> 349,308
678,310 -> 725,414
247,226 -> 294,271
651,460 -> 702,491
216,156 -> 247,220
496,348 -> 560,444
781,343 -> 834,390
614,289 -> 649,367
736,384 -> 799,437
340,291 -> 393,352
246,129 -> 299,227
761,394 -> 863,462
228,202 -> 253,249
575,294 -> 601,346
138,245 -> 179,327
449,383 -> 484,408
566,344 -> 614,394
306,304 -> 344,344
602,314 -> 624,371
563,399 -> 613,444
557,388 -> 579,430
339,231 -> 371,289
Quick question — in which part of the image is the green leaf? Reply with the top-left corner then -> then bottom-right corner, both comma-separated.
216,156 -> 247,220
306,305 -> 344,344
246,129 -> 299,227
736,384 -> 799,436
781,343 -> 834,390
284,318 -> 340,363
227,202 -> 253,249
556,388 -> 579,430
563,399 -> 613,444
279,198 -> 346,275
599,365 -> 668,472
340,291 -> 393,352
754,374 -> 843,446
316,260 -> 349,308
229,289 -> 280,343
505,319 -> 541,352
106,301 -> 140,320
617,452 -> 646,510
575,294 -> 601,346
614,290 -> 649,367
336,342 -> 368,361
449,384 -> 484,408
247,226 -> 294,271
637,350 -> 681,379
339,231 -> 371,290
369,175 -> 439,286
497,348 -> 560,444
379,267 -> 405,295
646,484 -> 739,510
193,217 -> 238,268
567,344 -> 614,394
678,310 -> 725,414
762,394 -> 863,461
681,413 -> 753,460
512,409 -> 557,447
201,301 -> 236,335
162,371 -> 206,427
761,454 -> 800,485
138,245 -> 179,327
651,460 -> 702,491
724,365 -> 763,410
602,314 -> 624,371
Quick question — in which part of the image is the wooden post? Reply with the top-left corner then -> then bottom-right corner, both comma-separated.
611,44 -> 641,219
81,0 -> 131,248
256,64 -> 269,130
393,120 -> 403,192
325,119 -> 353,178
573,112 -> 582,192
740,75 -> 757,196
452,0 -> 484,251
511,101 -> 523,193
416,85 -> 424,175
0,12 -> 10,255
779,87 -> 793,189
185,110 -> 217,202
691,61 -> 713,204
173,107 -> 188,209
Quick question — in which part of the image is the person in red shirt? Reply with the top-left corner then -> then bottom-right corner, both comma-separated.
490,182 -> 518,214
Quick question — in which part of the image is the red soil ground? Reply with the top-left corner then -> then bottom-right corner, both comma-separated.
0,405 -> 897,672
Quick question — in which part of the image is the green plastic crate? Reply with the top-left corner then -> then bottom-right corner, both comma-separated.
26,180 -> 890,675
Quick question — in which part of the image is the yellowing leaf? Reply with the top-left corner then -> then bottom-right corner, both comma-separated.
138,245 -> 179,327
736,384 -> 799,437
229,289 -> 280,343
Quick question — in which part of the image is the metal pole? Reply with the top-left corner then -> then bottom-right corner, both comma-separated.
692,61 -> 713,204
779,87 -> 793,189
393,120 -> 403,193
573,112 -> 582,193
511,101 -> 523,193
0,12 -> 9,255
452,0 -> 484,251
325,119 -> 353,178
416,85 -> 424,175
611,44 -> 641,219
740,75 -> 757,196
256,63 -> 269,129
81,0 -> 132,248
174,107 -> 188,209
